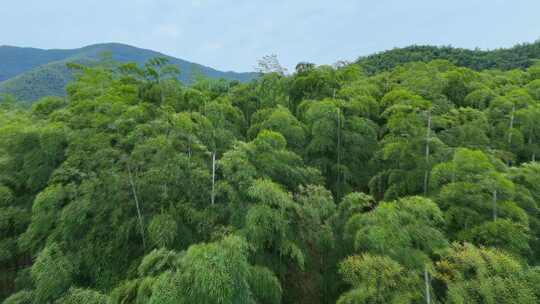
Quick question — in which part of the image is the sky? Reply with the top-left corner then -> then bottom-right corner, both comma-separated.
1,0 -> 539,72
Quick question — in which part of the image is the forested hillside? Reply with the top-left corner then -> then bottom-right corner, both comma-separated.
2,54 -> 540,304
358,40 -> 540,74
0,46 -> 77,82
0,43 -> 257,102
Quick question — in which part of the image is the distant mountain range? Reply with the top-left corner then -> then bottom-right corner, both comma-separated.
0,43 -> 258,102
3,40 -> 540,103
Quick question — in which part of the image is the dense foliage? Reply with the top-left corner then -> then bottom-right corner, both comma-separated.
357,41 -> 540,74
2,51 -> 540,303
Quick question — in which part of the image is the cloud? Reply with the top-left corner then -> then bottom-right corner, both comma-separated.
153,24 -> 182,39
191,0 -> 208,7
201,41 -> 224,52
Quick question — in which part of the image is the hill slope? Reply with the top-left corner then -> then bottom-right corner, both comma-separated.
0,43 -> 257,102
357,40 -> 540,74
0,46 -> 78,82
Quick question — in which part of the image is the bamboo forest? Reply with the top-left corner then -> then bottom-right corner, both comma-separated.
3,47 -> 540,303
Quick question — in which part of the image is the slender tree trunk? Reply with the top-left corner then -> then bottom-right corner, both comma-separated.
507,104 -> 516,166
187,136 -> 192,159
211,151 -> 216,205
508,104 -> 516,143
424,110 -> 432,195
424,266 -> 431,304
492,189 -> 498,221
336,107 -> 341,200
127,163 -> 146,250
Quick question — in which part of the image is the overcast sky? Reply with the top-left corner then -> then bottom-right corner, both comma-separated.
1,0 -> 539,72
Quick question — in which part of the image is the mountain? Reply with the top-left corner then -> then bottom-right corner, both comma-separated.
5,41 -> 540,103
357,40 -> 540,75
0,43 -> 258,102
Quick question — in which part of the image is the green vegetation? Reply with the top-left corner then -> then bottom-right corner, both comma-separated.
2,45 -> 540,303
358,40 -> 540,74
0,43 -> 257,102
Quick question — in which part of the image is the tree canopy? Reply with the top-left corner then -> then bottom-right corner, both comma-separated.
2,51 -> 540,304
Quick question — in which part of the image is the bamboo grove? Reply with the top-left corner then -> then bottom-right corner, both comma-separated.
2,55 -> 540,303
